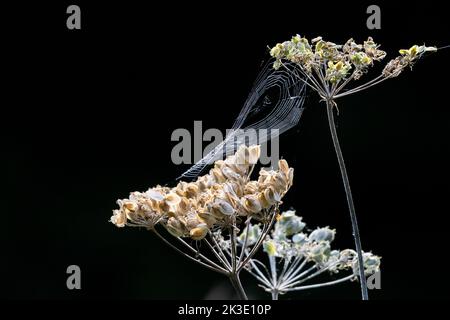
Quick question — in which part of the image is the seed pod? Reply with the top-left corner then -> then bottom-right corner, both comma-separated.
165,193 -> 181,206
242,195 -> 262,214
110,209 -> 127,227
190,223 -> 209,240
166,217 -> 185,237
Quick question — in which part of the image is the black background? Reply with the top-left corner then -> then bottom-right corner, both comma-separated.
2,1 -> 449,300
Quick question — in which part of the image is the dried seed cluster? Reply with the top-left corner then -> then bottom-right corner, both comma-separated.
270,35 -> 436,83
261,210 -> 381,276
111,145 -> 293,240
270,35 -> 386,82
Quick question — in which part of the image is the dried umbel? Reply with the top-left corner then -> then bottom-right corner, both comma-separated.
270,35 -> 436,95
268,35 -> 435,300
111,145 -> 293,241
240,210 -> 381,299
111,144 -> 294,300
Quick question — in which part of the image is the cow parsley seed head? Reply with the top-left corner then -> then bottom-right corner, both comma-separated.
269,35 -> 435,100
111,145 -> 293,241
242,210 -> 381,298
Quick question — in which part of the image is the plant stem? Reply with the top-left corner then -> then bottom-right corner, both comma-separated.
229,272 -> 248,300
287,274 -> 355,292
271,290 -> 279,300
326,100 -> 369,300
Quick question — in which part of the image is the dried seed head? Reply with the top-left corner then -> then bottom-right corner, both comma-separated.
111,145 -> 293,240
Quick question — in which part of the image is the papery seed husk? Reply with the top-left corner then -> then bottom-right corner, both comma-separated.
248,145 -> 261,164
165,193 -> 181,206
190,223 -> 209,240
146,189 -> 165,201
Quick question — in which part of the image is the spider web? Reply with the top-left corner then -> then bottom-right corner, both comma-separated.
178,60 -> 308,179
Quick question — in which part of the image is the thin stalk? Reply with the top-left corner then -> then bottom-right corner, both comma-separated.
204,238 -> 231,271
230,226 -> 238,272
334,75 -> 387,99
247,262 -> 273,288
237,217 -> 252,266
281,258 -> 308,284
175,236 -> 227,273
326,100 -> 369,300
281,265 -> 317,288
287,274 -> 355,292
271,290 -> 279,300
229,273 -> 248,300
209,231 -> 231,267
152,229 -> 227,275
237,210 -> 276,272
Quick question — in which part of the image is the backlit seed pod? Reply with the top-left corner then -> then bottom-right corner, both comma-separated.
110,209 -> 127,227
278,159 -> 289,175
244,181 -> 259,194
276,210 -> 305,236
309,241 -> 331,264
309,227 -> 336,242
166,217 -> 185,237
213,199 -> 235,216
177,197 -> 190,215
235,145 -> 248,165
248,145 -> 261,164
146,189 -> 165,201
229,163 -> 247,176
263,187 -> 280,206
258,170 -> 271,185
263,240 -> 277,256
146,198 -> 160,212
257,192 -> 270,208
158,200 -> 171,213
362,253 -> 381,275
165,193 -> 181,206
211,168 -> 226,183
190,223 -> 209,240
174,181 -> 187,197
271,173 -> 287,194
292,232 -> 308,245
197,211 -> 216,226
223,191 -> 239,209
184,213 -> 202,230
197,179 -> 207,192
123,200 -> 138,213
339,249 -> 357,265
223,181 -> 243,198
125,208 -> 141,221
287,168 -> 294,186
184,184 -> 199,198
242,195 -> 262,214
221,166 -> 241,181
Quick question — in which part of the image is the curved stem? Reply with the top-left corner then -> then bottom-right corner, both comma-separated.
271,290 -> 279,300
237,209 -> 277,272
152,229 -> 227,275
287,274 -> 355,292
326,101 -> 369,300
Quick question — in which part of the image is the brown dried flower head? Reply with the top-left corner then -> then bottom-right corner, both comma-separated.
111,145 -> 293,240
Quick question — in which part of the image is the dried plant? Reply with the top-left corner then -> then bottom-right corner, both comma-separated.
110,145 -> 381,300
237,210 -> 380,300
110,36 -> 441,300
269,36 -> 436,299
111,145 -> 293,299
